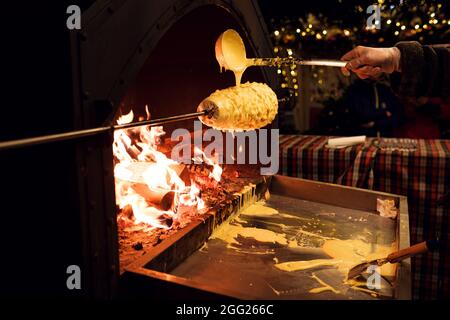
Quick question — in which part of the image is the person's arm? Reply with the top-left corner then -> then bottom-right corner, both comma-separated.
341,42 -> 450,98
393,42 -> 450,98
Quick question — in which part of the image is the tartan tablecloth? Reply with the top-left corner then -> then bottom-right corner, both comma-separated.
279,135 -> 450,299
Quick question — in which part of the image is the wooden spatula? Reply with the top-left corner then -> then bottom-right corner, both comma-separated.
347,239 -> 439,280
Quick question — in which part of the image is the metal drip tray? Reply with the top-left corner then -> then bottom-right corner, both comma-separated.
122,175 -> 410,300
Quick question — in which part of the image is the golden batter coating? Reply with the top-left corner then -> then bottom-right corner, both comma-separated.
198,82 -> 278,131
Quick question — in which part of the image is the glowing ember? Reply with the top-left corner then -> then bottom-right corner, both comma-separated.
113,108 -> 221,229
193,146 -> 223,182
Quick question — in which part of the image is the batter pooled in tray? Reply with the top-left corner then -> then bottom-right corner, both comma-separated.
275,239 -> 397,279
197,82 -> 278,131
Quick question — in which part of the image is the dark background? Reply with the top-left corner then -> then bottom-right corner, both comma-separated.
0,1 -> 95,297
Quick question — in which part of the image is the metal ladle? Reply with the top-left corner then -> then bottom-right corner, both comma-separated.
215,29 -> 346,75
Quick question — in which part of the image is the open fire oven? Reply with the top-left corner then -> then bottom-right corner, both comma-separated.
0,0 -> 410,299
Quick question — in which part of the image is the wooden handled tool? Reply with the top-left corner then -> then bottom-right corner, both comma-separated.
347,239 -> 439,279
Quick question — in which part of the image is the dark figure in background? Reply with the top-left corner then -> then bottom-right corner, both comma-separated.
394,97 -> 447,139
342,79 -> 402,137
309,79 -> 402,137
341,42 -> 450,98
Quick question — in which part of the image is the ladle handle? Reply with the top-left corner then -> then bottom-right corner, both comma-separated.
299,60 -> 347,67
250,57 -> 346,68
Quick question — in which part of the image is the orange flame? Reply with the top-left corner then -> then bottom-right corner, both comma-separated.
113,108 -> 220,229
193,146 -> 223,182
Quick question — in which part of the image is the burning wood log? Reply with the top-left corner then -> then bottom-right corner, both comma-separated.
169,163 -> 191,186
130,183 -> 175,211
115,162 -> 192,211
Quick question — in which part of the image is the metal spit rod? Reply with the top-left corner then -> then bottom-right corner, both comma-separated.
0,110 -> 208,151
0,94 -> 292,151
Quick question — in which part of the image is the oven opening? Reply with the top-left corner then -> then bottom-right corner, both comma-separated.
113,5 -> 268,272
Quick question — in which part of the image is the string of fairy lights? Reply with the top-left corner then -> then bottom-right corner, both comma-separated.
269,0 -> 450,94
